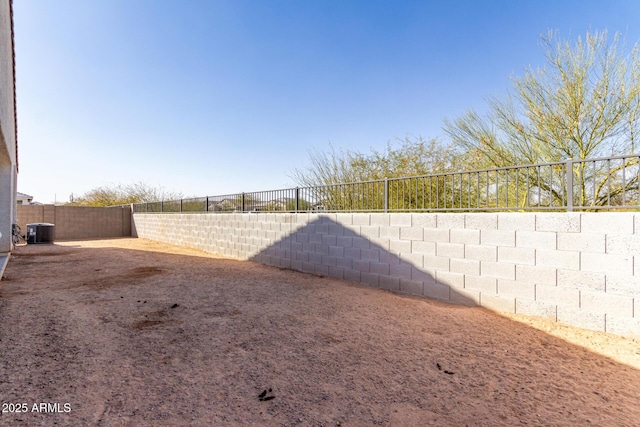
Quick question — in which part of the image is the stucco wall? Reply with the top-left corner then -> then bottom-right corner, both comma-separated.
17,204 -> 132,240
0,0 -> 15,157
0,0 -> 17,257
132,212 -> 640,338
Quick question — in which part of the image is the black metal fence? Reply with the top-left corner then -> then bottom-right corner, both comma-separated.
132,153 -> 640,213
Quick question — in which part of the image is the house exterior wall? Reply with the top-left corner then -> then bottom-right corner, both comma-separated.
17,205 -> 132,240
132,212 -> 640,338
0,0 -> 17,266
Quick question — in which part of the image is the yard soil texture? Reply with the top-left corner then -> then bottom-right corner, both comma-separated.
1,238 -> 639,426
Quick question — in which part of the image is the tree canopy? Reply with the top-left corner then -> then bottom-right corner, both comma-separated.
293,30 -> 640,210
68,182 -> 182,207
290,135 -> 464,187
444,30 -> 640,168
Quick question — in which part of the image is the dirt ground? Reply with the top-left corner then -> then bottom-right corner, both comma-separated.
0,238 -> 639,427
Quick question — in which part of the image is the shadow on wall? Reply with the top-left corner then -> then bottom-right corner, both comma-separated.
248,215 -> 477,307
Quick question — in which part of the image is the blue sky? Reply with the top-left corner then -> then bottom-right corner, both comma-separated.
13,0 -> 640,203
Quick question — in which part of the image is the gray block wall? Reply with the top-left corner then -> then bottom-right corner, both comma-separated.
132,212 -> 640,338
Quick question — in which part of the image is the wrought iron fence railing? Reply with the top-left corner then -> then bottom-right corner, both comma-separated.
132,153 -> 640,214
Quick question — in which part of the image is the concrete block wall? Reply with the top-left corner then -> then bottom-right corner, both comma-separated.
17,205 -> 131,240
132,212 -> 640,338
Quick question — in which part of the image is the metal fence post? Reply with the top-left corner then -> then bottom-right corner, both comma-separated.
206,196 -> 209,212
384,178 -> 389,213
242,193 -> 246,212
180,199 -> 183,212
295,187 -> 299,212
566,158 -> 574,212
161,200 -> 164,213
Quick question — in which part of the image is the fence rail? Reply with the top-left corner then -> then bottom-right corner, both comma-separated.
132,153 -> 640,214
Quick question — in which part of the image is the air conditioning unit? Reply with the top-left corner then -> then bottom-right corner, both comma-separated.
26,223 -> 55,244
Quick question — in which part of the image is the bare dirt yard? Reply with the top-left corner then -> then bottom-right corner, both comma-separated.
1,238 -> 639,426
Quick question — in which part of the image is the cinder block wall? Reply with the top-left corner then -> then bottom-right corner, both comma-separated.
17,205 -> 131,240
132,212 -> 640,337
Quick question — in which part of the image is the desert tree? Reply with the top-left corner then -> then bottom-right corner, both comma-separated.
291,136 -> 467,210
69,182 -> 182,207
444,30 -> 640,208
